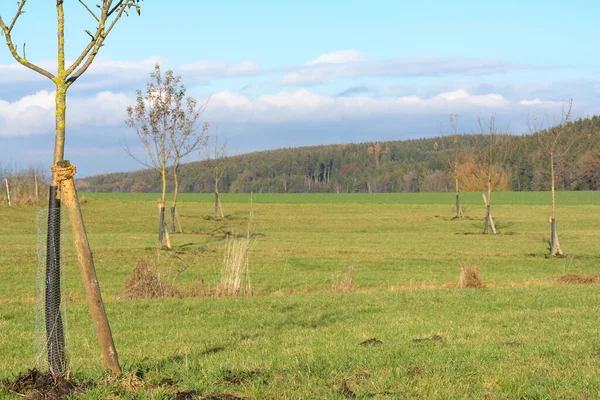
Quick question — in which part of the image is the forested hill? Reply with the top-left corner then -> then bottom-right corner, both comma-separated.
79,116 -> 600,193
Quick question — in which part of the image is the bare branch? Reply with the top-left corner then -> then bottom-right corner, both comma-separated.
8,0 -> 27,33
67,0 -> 142,84
119,138 -> 159,171
79,0 -> 100,22
0,11 -> 55,81
108,0 -> 125,16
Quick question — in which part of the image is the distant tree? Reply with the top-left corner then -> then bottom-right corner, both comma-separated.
125,64 -> 185,249
440,114 -> 465,218
475,116 -> 512,234
0,0 -> 142,377
528,100 -> 576,256
210,132 -> 228,218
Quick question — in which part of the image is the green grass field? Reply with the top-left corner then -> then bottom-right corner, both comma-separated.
1,192 -> 599,398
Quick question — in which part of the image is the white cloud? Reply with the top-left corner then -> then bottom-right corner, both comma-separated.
0,91 -> 55,135
179,60 -> 259,79
0,56 -> 259,94
0,90 -> 131,137
203,89 -> 511,124
305,50 -> 365,66
73,56 -> 167,90
276,52 -> 542,86
519,98 -> 565,107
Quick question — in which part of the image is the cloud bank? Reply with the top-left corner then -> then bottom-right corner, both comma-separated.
0,50 -> 594,176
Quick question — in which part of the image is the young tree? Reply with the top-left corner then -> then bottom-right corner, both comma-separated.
169,101 -> 209,234
528,100 -> 575,256
210,132 -> 228,219
476,116 -> 511,234
440,114 -> 464,218
125,64 -> 186,249
0,0 -> 142,377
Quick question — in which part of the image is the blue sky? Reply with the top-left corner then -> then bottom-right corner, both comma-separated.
0,0 -> 598,176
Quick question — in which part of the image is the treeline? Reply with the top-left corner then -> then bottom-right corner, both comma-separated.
78,115 -> 600,193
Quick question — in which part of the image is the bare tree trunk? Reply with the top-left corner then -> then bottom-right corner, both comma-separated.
60,164 -> 120,375
482,193 -> 496,234
483,209 -> 490,236
214,191 -> 220,218
219,197 -> 225,218
171,163 -> 182,233
455,194 -> 461,218
158,166 -> 172,249
482,125 -> 497,234
158,200 -> 165,248
550,218 -> 563,256
170,206 -> 176,234
4,178 -> 10,207
454,177 -> 462,218
157,200 -> 172,249
45,78 -> 68,376
35,174 -> 39,201
550,152 -> 563,256
164,221 -> 171,249
175,207 -> 183,234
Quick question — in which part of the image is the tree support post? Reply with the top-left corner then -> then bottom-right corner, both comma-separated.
550,218 -> 563,256
482,194 -> 497,234
157,199 -> 171,249
5,178 -> 11,207
455,193 -> 463,219
53,162 -> 121,375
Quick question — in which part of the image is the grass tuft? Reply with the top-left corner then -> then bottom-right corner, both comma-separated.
330,266 -> 355,293
458,263 -> 485,289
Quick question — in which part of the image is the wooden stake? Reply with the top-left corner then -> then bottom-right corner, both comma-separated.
175,206 -> 183,234
35,174 -> 39,201
4,178 -> 11,207
481,193 -> 497,234
59,166 -> 121,375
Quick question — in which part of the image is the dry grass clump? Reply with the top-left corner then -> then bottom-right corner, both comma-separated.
330,266 -> 355,293
119,258 -> 179,300
458,263 -> 485,289
215,198 -> 255,297
556,274 -> 600,285
216,235 -> 253,297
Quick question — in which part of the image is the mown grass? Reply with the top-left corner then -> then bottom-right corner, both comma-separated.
1,192 -> 600,398
82,190 -> 600,205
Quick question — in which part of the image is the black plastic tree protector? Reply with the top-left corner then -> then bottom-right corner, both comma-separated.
46,185 -> 66,375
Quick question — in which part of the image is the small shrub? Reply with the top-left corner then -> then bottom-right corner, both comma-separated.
458,263 -> 485,289
118,258 -> 179,299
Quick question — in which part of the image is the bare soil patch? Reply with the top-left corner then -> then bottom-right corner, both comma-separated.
359,338 -> 383,346
412,335 -> 443,343
2,369 -> 87,400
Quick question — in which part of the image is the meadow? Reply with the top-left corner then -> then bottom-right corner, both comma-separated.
1,191 -> 599,399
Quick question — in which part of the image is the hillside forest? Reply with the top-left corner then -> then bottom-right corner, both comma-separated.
77,115 -> 600,194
